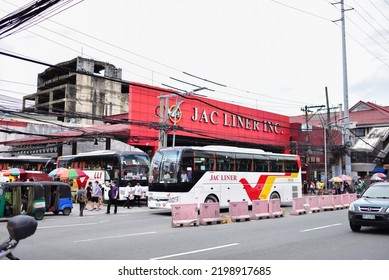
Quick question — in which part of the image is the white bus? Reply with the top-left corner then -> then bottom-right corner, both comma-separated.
57,150 -> 150,201
148,145 -> 302,209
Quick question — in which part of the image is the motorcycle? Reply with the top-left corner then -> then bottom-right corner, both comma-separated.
0,215 -> 37,260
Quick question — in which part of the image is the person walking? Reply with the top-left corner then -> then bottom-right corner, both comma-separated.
123,182 -> 134,209
91,180 -> 100,210
76,185 -> 87,216
309,181 -> 316,195
97,183 -> 103,210
85,181 -> 93,210
134,183 -> 143,207
106,181 -> 119,214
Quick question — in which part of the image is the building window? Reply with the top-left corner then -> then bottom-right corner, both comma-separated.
354,128 -> 365,137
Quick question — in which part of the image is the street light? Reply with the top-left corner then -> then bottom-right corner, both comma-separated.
324,117 -> 347,189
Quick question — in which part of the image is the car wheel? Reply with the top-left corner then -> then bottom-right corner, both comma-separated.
349,222 -> 361,232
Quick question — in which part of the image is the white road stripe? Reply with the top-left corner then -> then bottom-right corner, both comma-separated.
38,222 -> 99,229
74,231 -> 157,243
300,223 -> 342,232
150,243 -> 240,260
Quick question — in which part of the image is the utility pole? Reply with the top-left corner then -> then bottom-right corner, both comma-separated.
158,87 -> 206,149
301,105 -> 325,180
333,0 -> 352,176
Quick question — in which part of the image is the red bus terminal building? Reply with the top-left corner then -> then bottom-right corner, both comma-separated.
125,83 -> 291,155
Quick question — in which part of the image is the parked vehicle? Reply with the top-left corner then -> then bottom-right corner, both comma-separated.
0,182 -> 46,220
348,182 -> 389,232
0,215 -> 37,260
40,181 -> 73,216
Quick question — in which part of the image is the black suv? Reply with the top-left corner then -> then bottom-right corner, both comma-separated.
348,182 -> 389,232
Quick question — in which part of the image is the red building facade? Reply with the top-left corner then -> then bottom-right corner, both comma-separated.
127,83 -> 292,155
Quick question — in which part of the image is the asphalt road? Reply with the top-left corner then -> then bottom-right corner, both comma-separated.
1,203 -> 389,260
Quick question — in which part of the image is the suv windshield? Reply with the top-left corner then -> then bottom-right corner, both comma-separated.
362,184 -> 389,198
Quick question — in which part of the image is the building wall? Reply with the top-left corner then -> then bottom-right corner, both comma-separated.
128,83 -> 291,153
23,57 -> 127,126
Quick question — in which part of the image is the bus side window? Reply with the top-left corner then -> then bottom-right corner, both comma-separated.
254,155 -> 269,172
269,159 -> 283,172
285,160 -> 298,172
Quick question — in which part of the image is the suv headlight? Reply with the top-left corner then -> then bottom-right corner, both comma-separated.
349,202 -> 356,211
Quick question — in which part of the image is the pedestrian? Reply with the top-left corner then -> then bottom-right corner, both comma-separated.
309,181 -> 316,195
76,185 -> 87,216
123,182 -> 134,209
106,181 -> 119,214
90,180 -> 100,210
180,169 -> 188,182
97,183 -> 103,210
134,183 -> 143,207
302,180 -> 308,195
85,181 -> 93,210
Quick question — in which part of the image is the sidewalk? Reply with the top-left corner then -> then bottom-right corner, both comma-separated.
1,202 -> 150,222
73,201 -> 150,216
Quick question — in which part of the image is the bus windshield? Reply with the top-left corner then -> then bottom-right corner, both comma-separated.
121,154 -> 149,180
151,149 -> 180,184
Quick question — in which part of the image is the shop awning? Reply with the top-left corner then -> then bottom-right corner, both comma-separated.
0,123 -> 130,147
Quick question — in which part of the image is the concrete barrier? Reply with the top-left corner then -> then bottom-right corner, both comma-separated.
251,200 -> 270,220
332,195 -> 344,210
290,197 -> 306,215
269,199 -> 284,218
318,195 -> 334,211
171,203 -> 199,227
349,193 -> 357,203
229,201 -> 250,222
305,196 -> 320,213
199,203 -> 222,225
341,194 -> 351,208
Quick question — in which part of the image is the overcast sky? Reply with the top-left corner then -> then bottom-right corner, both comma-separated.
0,0 -> 389,116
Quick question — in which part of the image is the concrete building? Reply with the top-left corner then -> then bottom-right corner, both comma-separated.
22,57 -> 128,125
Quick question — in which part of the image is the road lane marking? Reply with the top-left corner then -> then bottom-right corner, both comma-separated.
300,223 -> 342,232
74,231 -> 157,243
150,243 -> 240,260
38,222 -> 99,229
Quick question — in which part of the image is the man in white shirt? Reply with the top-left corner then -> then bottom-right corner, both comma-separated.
123,182 -> 133,209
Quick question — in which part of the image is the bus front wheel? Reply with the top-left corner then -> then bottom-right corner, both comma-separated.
270,192 -> 280,200
204,195 -> 218,203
